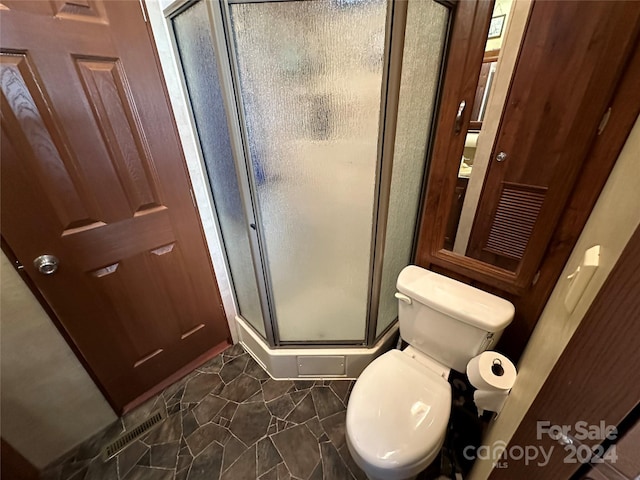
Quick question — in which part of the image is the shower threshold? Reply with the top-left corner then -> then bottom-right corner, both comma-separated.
236,316 -> 399,380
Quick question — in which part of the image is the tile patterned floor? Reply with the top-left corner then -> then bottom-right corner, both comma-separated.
41,344 -> 366,480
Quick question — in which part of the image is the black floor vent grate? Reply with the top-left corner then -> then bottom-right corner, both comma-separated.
102,410 -> 165,460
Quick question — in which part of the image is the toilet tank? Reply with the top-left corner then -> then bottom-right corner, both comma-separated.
396,266 -> 515,373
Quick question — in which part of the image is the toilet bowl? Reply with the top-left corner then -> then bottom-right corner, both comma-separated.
346,349 -> 451,480
345,266 -> 515,480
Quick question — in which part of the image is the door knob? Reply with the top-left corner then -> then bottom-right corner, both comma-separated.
33,254 -> 59,275
496,151 -> 508,162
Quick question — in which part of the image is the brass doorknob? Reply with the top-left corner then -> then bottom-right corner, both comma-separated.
33,254 -> 59,275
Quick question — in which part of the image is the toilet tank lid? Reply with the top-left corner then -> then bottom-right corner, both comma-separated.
397,266 -> 515,331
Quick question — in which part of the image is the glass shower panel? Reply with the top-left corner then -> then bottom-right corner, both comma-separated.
172,1 -> 265,336
230,0 -> 387,342
376,0 -> 450,336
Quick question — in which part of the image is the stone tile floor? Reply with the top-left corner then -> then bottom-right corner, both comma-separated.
41,344 -> 366,480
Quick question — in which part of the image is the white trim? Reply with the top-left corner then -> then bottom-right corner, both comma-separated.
145,0 -> 239,341
237,316 -> 398,379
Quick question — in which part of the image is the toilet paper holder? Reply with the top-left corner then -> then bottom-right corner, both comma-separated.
467,351 -> 517,417
491,358 -> 505,376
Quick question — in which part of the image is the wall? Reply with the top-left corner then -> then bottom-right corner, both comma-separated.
468,116 -> 640,480
0,253 -> 117,470
485,0 -> 514,52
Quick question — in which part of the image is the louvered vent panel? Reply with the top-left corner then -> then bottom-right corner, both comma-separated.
483,184 -> 547,260
102,410 -> 164,460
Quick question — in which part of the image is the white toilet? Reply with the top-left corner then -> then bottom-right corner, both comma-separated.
346,265 -> 515,480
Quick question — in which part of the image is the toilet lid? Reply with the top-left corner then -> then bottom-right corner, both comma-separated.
347,350 -> 452,471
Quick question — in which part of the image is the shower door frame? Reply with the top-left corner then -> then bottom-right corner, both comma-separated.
165,0 -> 423,348
166,0 -> 276,346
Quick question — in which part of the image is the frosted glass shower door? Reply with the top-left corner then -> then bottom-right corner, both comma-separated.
172,1 -> 265,336
229,0 -> 388,342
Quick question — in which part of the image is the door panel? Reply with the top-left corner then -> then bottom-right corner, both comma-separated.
0,0 -> 230,411
75,56 -> 163,216
1,53 -> 103,230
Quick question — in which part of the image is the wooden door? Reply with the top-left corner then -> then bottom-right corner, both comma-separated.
466,1 -> 640,276
0,1 -> 230,412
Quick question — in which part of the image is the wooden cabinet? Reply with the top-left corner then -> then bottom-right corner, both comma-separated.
415,0 -> 640,359
465,2 -> 640,277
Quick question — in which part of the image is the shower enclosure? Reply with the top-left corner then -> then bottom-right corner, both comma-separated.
167,0 -> 450,374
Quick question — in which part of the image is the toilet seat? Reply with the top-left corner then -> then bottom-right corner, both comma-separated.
346,349 -> 452,480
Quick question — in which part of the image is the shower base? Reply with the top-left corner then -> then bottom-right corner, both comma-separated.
236,316 -> 398,379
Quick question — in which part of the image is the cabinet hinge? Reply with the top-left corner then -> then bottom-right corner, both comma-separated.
597,107 -> 611,135
189,188 -> 196,208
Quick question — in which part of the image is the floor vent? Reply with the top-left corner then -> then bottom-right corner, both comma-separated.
102,410 -> 165,460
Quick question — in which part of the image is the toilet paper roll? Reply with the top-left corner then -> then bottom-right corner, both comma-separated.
466,351 -> 517,391
474,390 -> 509,415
